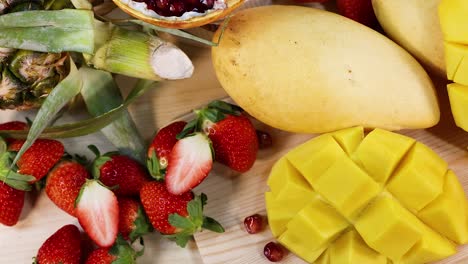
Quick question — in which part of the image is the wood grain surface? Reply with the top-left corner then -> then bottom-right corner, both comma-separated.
1,42 -> 468,264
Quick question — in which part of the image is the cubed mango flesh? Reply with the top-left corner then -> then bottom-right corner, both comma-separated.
313,156 -> 380,219
439,0 -> 468,44
265,192 -> 312,237
386,142 -> 447,212
315,249 -> 330,264
399,224 -> 456,264
266,127 -> 468,264
286,134 -> 346,185
355,128 -> 414,184
418,170 -> 468,244
286,198 -> 349,251
278,231 -> 328,263
354,194 -> 422,261
447,83 -> 468,132
267,157 -> 314,201
328,229 -> 387,264
330,126 -> 364,155
444,42 -> 468,83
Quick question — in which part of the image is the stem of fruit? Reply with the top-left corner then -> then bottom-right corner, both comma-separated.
85,20 -> 194,81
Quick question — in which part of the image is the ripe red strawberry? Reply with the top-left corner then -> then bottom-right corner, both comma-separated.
336,0 -> 379,28
0,121 -> 28,131
90,147 -> 149,196
15,139 -> 64,182
140,181 -> 224,247
118,197 -> 153,241
76,180 -> 119,247
147,121 -> 187,179
0,121 -> 28,146
84,236 -> 137,264
165,132 -> 213,195
0,151 -> 34,226
35,224 -> 82,264
0,181 -> 25,226
194,101 -> 258,173
45,160 -> 90,216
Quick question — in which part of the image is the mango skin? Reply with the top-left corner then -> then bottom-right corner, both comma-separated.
372,0 -> 445,76
266,127 -> 468,263
212,5 -> 440,134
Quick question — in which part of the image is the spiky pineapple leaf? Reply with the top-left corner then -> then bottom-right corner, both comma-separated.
11,60 -> 82,168
3,74 -> 155,166
0,9 -> 94,53
80,68 -> 149,162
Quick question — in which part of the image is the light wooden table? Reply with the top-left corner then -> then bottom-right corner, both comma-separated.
1,33 -> 468,264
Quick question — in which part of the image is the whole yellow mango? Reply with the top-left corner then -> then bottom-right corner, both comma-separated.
372,0 -> 445,76
266,127 -> 468,263
212,5 -> 440,134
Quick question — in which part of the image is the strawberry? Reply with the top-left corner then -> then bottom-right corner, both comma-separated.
0,121 -> 28,131
336,0 -> 379,28
14,139 -> 64,182
85,236 -> 138,264
76,180 -> 119,247
35,224 -> 82,264
0,121 -> 28,146
45,160 -> 90,216
0,181 -> 25,226
140,181 -> 224,247
118,197 -> 153,242
147,121 -> 187,180
0,149 -> 34,226
165,132 -> 213,195
90,146 -> 149,196
191,101 -> 258,173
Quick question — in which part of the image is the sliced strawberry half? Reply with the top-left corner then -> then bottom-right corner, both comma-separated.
76,180 -> 119,248
165,132 -> 213,195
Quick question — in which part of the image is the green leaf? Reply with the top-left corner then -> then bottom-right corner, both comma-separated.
176,119 -> 197,140
173,233 -> 191,248
130,20 -> 218,47
147,150 -> 164,180
91,156 -> 111,180
164,231 -> 192,248
2,72 -> 156,165
80,68 -> 149,163
200,193 -> 208,208
11,61 -> 82,168
202,108 -> 225,123
0,9 -> 95,53
202,217 -> 225,233
128,205 -> 154,242
0,153 -> 34,191
70,0 -> 92,9
168,214 -> 194,230
207,100 -> 242,115
0,137 -> 6,155
187,195 -> 203,225
109,235 -> 138,264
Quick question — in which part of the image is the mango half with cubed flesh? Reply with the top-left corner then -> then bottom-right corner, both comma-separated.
265,126 -> 468,263
439,0 -> 468,131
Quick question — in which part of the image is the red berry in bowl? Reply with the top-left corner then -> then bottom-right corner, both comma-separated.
264,242 -> 284,262
244,214 -> 264,234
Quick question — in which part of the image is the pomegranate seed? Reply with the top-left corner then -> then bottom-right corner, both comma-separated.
169,0 -> 186,16
257,130 -> 273,149
264,242 -> 284,262
244,214 -> 264,234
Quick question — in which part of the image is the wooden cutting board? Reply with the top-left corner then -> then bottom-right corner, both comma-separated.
1,44 -> 468,264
